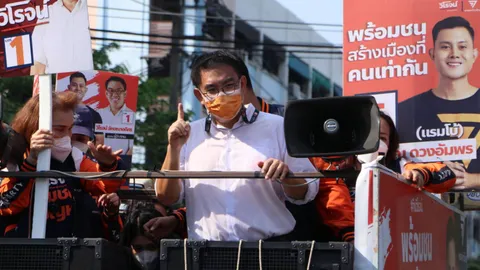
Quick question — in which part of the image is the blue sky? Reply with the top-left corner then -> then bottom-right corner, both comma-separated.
276,0 -> 343,45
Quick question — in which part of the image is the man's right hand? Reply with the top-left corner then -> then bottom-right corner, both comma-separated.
167,103 -> 190,150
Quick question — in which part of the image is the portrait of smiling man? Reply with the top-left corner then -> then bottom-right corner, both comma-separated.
397,16 -> 480,188
97,76 -> 135,160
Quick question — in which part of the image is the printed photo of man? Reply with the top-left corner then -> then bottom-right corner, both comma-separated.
30,0 -> 93,75
97,76 -> 135,158
67,72 -> 104,145
397,16 -> 480,186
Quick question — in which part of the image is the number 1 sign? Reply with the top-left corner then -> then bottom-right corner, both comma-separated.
0,0 -> 93,77
3,33 -> 34,70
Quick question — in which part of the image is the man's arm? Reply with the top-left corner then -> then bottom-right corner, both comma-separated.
156,103 -> 189,206
155,146 -> 183,206
404,162 -> 456,193
281,178 -> 309,200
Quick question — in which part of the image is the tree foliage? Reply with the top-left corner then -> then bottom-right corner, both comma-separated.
133,77 -> 193,169
0,42 -> 191,169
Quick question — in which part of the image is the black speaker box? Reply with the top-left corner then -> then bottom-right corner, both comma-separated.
159,239 -> 353,270
284,96 -> 380,157
0,238 -> 141,270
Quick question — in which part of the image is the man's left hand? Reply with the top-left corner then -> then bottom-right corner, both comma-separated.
258,158 -> 289,181
88,141 -> 123,167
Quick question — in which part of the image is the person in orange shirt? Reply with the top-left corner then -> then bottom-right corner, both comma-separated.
0,91 -> 124,238
308,111 -> 459,242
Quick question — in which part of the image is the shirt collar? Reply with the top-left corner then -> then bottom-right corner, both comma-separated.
58,0 -> 83,11
109,103 -> 127,115
211,103 -> 257,130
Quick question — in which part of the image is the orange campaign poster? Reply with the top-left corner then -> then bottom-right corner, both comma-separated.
55,70 -> 139,169
343,0 -> 480,176
0,0 -> 93,78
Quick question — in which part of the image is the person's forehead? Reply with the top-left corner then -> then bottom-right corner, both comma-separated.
437,27 -> 473,42
200,64 -> 238,86
380,119 -> 389,133
131,235 -> 154,246
71,77 -> 86,85
53,110 -> 74,124
107,81 -> 125,89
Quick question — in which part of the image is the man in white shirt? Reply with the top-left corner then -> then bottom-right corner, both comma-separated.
155,50 -> 319,241
97,76 -> 134,157
30,0 -> 93,75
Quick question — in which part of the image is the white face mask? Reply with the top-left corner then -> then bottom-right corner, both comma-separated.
357,140 -> 389,164
72,141 -> 89,153
52,136 -> 72,162
135,250 -> 158,268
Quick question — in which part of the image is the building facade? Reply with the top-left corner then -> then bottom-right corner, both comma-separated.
148,0 -> 342,121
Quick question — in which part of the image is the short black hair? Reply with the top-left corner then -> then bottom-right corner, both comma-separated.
105,76 -> 127,91
190,50 -> 253,89
70,72 -> 87,84
433,16 -> 475,44
119,201 -> 163,248
379,111 -> 399,165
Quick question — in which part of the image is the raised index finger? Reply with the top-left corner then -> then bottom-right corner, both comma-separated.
177,103 -> 185,120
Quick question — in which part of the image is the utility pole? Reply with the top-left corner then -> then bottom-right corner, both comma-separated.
169,1 -> 184,111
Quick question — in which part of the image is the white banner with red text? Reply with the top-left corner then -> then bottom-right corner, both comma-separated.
354,162 -> 467,269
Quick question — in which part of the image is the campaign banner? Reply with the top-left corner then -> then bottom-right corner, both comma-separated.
55,70 -> 139,169
0,0 -> 93,78
355,163 -> 467,269
343,0 -> 480,175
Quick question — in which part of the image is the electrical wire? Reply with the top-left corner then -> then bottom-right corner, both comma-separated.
87,12 -> 343,33
90,28 -> 342,49
90,36 -> 342,55
100,2 -> 343,27
92,42 -> 343,61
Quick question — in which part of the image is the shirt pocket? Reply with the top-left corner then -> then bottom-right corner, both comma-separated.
230,145 -> 275,171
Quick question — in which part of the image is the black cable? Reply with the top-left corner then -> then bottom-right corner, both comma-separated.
92,4 -> 343,28
90,37 -> 343,55
87,12 -> 343,33
90,28 -> 342,49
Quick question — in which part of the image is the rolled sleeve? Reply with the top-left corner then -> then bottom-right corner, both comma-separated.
283,155 -> 319,205
174,180 -> 185,205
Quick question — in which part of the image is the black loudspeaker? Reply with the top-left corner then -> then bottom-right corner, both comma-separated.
284,96 -> 380,157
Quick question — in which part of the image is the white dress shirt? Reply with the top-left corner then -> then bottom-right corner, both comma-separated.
31,0 -> 93,74
97,104 -> 135,153
174,104 -> 319,241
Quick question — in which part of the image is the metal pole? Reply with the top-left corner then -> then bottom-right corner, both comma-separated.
31,74 -> 52,239
0,170 -> 359,179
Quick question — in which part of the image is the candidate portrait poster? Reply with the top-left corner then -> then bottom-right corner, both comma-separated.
55,70 -> 139,169
343,0 -> 480,176
0,0 -> 93,78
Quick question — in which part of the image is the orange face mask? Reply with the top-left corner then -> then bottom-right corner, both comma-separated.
205,94 -> 243,121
